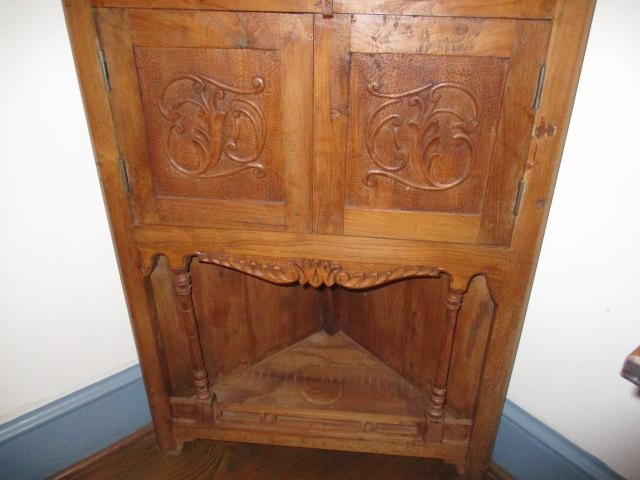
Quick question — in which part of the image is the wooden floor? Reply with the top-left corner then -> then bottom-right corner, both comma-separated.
52,426 -> 508,479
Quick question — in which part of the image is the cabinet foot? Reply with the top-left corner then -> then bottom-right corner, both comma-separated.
451,460 -> 466,478
159,440 -> 185,457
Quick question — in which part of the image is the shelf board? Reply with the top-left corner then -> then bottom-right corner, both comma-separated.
210,331 -> 427,440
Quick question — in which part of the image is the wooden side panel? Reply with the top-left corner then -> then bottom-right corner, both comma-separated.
151,259 -> 323,396
150,257 -> 192,397
335,277 -> 449,392
242,273 -> 323,362
63,0 -> 177,452
446,276 -> 494,419
478,21 -> 552,245
193,262 -> 324,385
334,276 -> 493,423
465,3 -> 596,476
96,8 -> 159,224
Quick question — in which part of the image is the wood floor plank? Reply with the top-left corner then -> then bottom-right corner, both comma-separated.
55,430 -> 460,479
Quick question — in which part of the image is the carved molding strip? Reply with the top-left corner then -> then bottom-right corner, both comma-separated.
196,254 -> 441,289
365,81 -> 479,191
159,73 -> 267,180
213,406 -> 422,439
197,254 -> 299,284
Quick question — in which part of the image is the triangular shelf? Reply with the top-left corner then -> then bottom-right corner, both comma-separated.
212,331 -> 427,440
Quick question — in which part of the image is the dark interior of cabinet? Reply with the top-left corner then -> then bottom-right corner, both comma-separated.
150,258 -> 494,440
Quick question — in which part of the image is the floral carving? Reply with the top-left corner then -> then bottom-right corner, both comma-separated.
197,254 -> 299,285
365,81 -> 479,191
159,73 -> 267,179
196,254 -> 440,289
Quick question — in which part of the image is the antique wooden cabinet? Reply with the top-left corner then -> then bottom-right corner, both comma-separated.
64,0 -> 594,477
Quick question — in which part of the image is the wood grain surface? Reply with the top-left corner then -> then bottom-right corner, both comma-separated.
63,0 -> 595,478
54,428 -> 460,480
52,426 -> 514,480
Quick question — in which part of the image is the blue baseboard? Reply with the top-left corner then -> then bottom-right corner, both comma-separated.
0,365 -> 151,480
0,366 -> 622,480
492,400 -> 623,480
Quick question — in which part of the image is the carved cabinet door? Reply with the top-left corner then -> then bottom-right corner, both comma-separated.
314,14 -> 551,245
96,9 -> 313,232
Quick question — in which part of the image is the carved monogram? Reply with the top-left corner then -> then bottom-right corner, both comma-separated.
365,81 -> 479,191
196,254 -> 441,289
159,73 -> 267,179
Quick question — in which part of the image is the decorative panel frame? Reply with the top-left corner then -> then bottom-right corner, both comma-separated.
314,14 -> 552,245
97,8 -> 313,232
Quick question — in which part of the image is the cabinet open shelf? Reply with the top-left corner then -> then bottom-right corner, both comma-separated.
169,325 -> 472,458
156,259 -> 486,457
213,330 -> 426,439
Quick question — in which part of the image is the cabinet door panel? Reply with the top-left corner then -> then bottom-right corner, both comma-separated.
97,9 -> 313,232
314,14 -> 551,245
347,52 -> 508,214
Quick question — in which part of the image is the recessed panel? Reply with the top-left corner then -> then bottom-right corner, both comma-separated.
346,53 -> 508,214
135,47 -> 284,202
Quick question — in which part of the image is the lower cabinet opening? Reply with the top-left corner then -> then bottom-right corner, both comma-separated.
150,256 -> 495,456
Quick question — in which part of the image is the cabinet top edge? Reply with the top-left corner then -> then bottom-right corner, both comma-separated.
88,0 -> 558,20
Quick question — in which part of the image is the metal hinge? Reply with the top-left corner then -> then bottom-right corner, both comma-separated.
513,178 -> 525,216
98,48 -> 111,91
532,64 -> 546,111
119,158 -> 131,193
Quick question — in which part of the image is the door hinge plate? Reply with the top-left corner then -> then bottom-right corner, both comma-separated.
532,64 -> 546,111
513,178 -> 525,216
98,48 -> 111,91
119,158 -> 131,193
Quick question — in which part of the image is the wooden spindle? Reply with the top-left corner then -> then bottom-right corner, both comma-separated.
426,286 -> 465,441
172,269 -> 210,400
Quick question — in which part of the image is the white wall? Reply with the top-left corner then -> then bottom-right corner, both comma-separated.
0,0 -> 138,423
0,0 -> 638,478
507,2 -> 640,479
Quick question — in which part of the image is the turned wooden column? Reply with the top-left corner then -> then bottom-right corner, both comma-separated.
426,285 -> 465,442
171,268 -> 210,400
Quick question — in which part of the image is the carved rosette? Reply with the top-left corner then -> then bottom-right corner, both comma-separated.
196,254 -> 441,289
365,81 -> 479,191
159,73 -> 267,179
